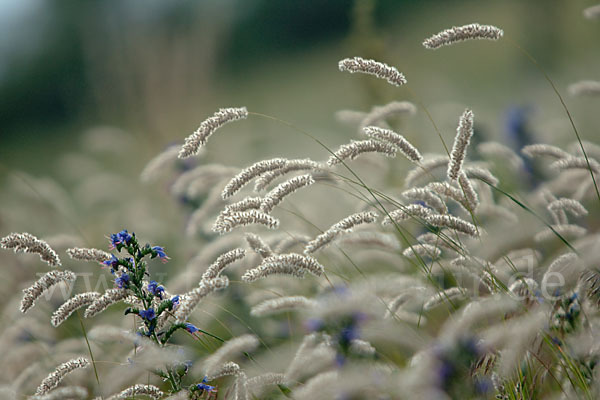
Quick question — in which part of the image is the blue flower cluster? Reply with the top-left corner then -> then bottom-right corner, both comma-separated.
109,229 -> 133,250
195,377 -> 216,394
147,280 -> 165,299
306,306 -> 369,367
97,230 -> 214,395
432,336 -> 485,397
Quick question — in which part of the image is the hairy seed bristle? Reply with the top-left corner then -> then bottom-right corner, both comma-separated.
402,244 -> 442,260
360,101 -> 417,129
66,247 -> 111,265
21,270 -> 77,313
425,214 -> 479,237
222,158 -> 288,199
568,80 -> 600,96
51,292 -> 100,327
203,334 -> 259,377
84,288 -> 129,318
201,248 -> 246,282
174,277 -> 229,323
1,232 -> 61,267
254,159 -> 322,191
521,144 -> 571,159
534,224 -> 587,243
140,145 -> 181,183
424,287 -> 466,310
304,211 -> 379,254
35,357 -> 90,396
448,109 -> 474,181
242,253 -> 324,282
107,384 -> 164,400
382,204 -> 433,225
179,107 -> 248,158
423,23 -> 503,49
212,209 -> 280,234
405,155 -> 449,187
584,4 -> 600,19
260,174 -> 315,213
244,233 -> 273,259
363,126 -> 422,162
250,296 -> 317,317
338,57 -> 407,86
327,139 -> 397,166
478,142 -> 525,171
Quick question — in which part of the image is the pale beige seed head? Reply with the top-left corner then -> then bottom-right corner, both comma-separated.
35,357 -> 90,396
222,158 -> 288,199
327,139 -> 397,166
201,248 -> 246,282
179,107 -> 248,158
521,144 -> 570,159
84,288 -> 129,318
447,109 -> 474,181
305,211 -> 379,253
363,126 -> 422,163
260,174 -> 315,213
51,292 -> 100,327
423,23 -> 503,49
242,253 -> 324,282
338,57 -> 407,86
250,296 -> 317,317
212,209 -> 280,234
1,232 -> 61,267
21,270 -> 77,313
66,247 -> 111,265
568,80 -> 600,96
140,145 -> 180,182
107,384 -> 164,400
583,4 -> 600,19
203,334 -> 259,378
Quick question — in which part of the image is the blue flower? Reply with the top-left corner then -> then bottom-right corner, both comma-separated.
109,229 -> 133,249
196,377 -> 215,393
147,280 -> 165,299
103,254 -> 119,270
152,246 -> 170,262
304,318 -> 324,332
115,273 -> 130,289
339,325 -> 359,344
139,308 -> 156,321
171,295 -> 180,309
184,323 -> 199,333
474,377 -> 492,394
504,106 -> 534,150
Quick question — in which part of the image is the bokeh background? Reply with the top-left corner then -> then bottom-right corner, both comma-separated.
2,0 -> 600,291
2,0 -> 599,171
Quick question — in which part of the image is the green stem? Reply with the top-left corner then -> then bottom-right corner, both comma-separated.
76,310 -> 100,384
197,328 -> 225,342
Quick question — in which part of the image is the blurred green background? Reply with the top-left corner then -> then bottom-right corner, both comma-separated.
2,0 -> 599,174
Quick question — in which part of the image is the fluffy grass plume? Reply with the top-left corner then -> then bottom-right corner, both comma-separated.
179,107 -> 248,158
423,23 -> 503,49
447,109 -> 474,180
338,56 -> 407,86
1,232 -> 61,267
